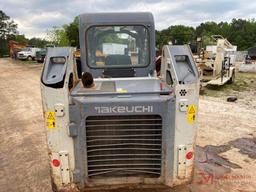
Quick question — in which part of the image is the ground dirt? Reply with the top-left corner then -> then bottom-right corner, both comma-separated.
0,58 -> 255,192
0,59 -> 52,192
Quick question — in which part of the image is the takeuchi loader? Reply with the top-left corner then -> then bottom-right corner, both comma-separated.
41,12 -> 200,191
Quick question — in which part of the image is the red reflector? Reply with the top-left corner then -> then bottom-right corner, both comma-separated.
160,82 -> 163,90
186,152 -> 193,160
52,159 -> 60,167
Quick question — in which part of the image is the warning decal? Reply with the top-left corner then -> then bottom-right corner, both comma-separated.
46,111 -> 56,129
116,88 -> 128,93
187,105 -> 196,124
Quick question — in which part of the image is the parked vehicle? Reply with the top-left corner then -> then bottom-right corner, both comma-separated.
35,44 -> 56,63
17,47 -> 41,61
35,48 -> 46,63
196,35 -> 236,86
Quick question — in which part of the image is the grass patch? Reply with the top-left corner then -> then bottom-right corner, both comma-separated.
202,72 -> 256,97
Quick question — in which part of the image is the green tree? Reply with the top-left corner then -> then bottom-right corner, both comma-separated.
228,19 -> 256,50
15,34 -> 28,43
48,16 -> 256,51
218,21 -> 230,37
0,10 -> 17,39
194,19 -> 256,50
47,26 -> 69,46
156,26 -> 195,49
155,29 -> 171,49
0,10 -> 18,57
169,25 -> 195,45
196,21 -> 221,37
28,37 -> 49,48
65,17 -> 79,47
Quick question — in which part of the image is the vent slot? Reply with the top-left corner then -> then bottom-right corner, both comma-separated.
85,115 -> 162,178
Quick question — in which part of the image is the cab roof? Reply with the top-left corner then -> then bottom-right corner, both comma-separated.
79,12 -> 154,27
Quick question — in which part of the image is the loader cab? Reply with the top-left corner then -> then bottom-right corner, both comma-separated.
79,12 -> 156,78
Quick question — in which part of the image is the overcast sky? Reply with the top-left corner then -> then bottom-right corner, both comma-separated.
1,0 -> 256,38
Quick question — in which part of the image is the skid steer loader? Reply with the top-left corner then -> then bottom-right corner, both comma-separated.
41,12 -> 199,191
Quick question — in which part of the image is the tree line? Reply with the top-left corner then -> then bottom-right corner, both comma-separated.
1,10 -> 256,51
156,19 -> 256,51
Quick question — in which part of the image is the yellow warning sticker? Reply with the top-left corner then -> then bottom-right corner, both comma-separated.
187,105 -> 196,124
116,88 -> 128,93
46,111 -> 56,129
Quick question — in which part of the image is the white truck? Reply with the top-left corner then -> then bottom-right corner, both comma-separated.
17,47 -> 41,61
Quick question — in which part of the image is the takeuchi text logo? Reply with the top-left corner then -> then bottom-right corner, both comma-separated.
95,105 -> 153,114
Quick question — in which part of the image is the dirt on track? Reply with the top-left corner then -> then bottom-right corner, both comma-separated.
0,58 -> 255,192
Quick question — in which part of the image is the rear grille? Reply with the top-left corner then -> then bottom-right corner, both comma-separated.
85,115 -> 162,178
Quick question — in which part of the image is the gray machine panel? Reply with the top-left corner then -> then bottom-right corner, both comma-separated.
42,47 -> 70,86
165,45 -> 199,85
70,94 -> 176,185
71,77 -> 171,96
